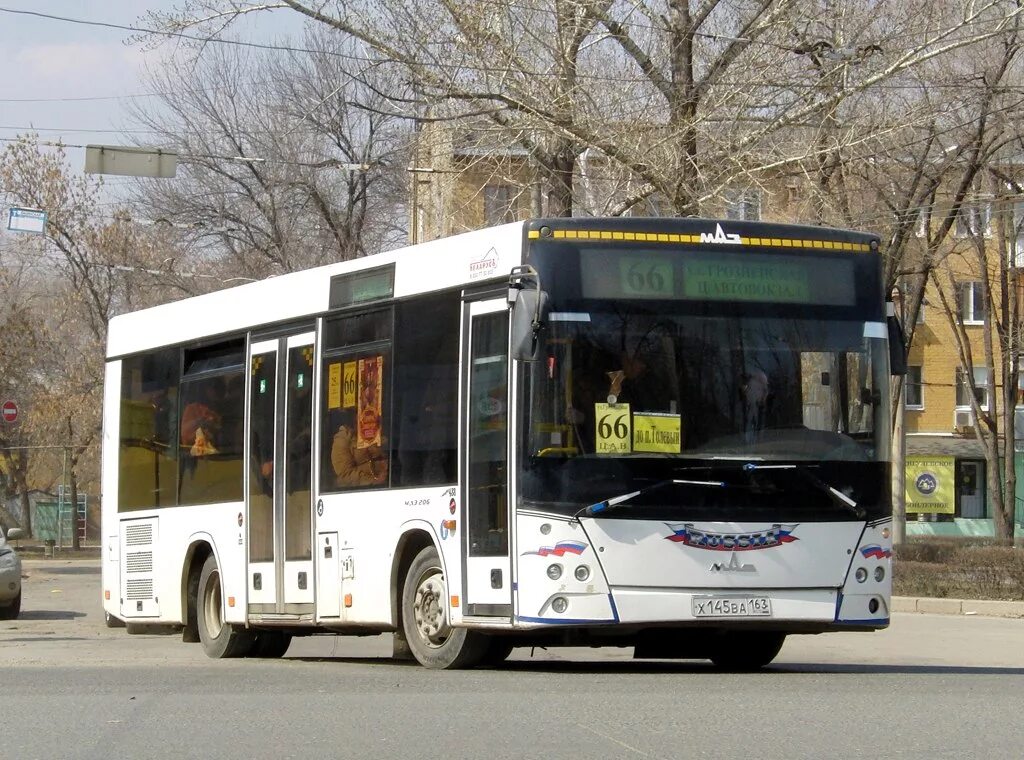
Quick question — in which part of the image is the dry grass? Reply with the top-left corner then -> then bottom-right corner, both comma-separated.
894,538 -> 1024,600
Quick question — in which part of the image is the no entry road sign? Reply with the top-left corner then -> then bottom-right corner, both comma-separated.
2,400 -> 18,424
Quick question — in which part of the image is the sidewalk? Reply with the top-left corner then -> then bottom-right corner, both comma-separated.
11,541 -> 101,559
893,596 -> 1024,618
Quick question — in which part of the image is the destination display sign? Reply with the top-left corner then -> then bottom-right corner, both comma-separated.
580,249 -> 856,306
683,258 -> 810,303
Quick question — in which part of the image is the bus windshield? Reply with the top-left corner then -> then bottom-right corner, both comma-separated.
520,277 -> 891,522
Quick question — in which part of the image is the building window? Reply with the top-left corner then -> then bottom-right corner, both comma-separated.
959,281 -> 986,323
484,185 -> 516,225
955,200 -> 991,237
905,366 -> 923,409
956,460 -> 987,519
1013,200 -> 1024,268
725,189 -> 761,221
955,367 -> 990,410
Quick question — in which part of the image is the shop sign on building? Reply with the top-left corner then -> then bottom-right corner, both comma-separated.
905,456 -> 955,514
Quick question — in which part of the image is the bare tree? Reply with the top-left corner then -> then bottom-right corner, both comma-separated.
0,137 -> 170,545
129,30 -> 410,277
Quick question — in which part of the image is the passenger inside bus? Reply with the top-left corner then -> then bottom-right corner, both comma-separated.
180,380 -> 225,456
330,409 -> 388,488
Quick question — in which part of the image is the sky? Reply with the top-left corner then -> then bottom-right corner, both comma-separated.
0,1 -> 306,183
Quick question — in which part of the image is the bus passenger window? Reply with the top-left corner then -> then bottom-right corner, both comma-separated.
118,349 -> 180,511
178,341 -> 245,505
320,349 -> 391,492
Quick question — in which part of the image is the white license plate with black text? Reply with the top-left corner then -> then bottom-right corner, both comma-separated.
692,596 -> 772,618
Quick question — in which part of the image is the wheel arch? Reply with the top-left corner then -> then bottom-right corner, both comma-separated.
390,525 -> 443,629
180,535 -> 219,634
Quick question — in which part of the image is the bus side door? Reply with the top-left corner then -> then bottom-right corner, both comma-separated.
461,298 -> 512,617
246,331 -> 315,619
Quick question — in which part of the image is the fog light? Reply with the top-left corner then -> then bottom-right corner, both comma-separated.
881,527 -> 891,540
547,563 -> 563,580
574,565 -> 591,582
855,567 -> 868,583
868,598 -> 880,614
551,596 -> 568,614
874,566 -> 885,582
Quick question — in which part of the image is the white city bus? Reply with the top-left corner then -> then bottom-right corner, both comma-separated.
101,217 -> 900,669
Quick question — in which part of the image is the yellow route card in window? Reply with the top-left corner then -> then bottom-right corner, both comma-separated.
633,412 -> 681,453
595,403 -> 631,454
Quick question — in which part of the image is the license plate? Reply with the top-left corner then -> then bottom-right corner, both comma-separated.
692,596 -> 772,618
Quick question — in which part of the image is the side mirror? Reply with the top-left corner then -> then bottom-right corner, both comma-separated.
6,527 -> 24,541
510,288 -> 549,362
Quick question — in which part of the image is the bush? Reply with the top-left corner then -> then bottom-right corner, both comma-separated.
893,541 -> 1024,600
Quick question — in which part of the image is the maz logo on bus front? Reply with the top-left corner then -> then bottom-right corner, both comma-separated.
665,523 -> 799,551
699,224 -> 742,245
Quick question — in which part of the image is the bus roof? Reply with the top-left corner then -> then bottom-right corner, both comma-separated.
106,221 -> 527,359
106,217 -> 879,359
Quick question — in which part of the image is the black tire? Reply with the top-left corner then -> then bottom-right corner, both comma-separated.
479,637 -> 515,666
0,591 -> 20,620
249,631 -> 292,658
197,554 -> 253,658
401,545 -> 488,669
104,611 -> 126,628
708,631 -> 786,671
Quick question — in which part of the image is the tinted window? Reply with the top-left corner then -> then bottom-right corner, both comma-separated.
320,311 -> 392,492
118,350 -> 179,511
178,341 -> 245,505
392,293 -> 460,486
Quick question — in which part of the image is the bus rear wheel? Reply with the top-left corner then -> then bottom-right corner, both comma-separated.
249,631 -> 292,658
708,631 -> 786,671
401,546 -> 487,669
197,554 -> 253,658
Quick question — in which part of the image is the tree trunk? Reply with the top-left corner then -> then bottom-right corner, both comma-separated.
546,147 -> 575,218
70,456 -> 81,551
891,386 -> 907,546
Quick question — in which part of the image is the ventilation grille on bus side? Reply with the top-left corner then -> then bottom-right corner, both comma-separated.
125,551 -> 153,574
126,578 -> 154,600
125,523 -> 154,546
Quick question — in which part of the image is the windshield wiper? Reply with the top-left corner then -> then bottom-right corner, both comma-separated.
742,462 -> 866,519
576,478 -> 726,520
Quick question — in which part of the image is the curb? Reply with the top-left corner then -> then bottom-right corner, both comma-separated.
893,596 -> 1024,619
13,547 -> 102,560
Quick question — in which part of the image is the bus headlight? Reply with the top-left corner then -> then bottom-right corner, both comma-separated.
855,567 -> 868,583
546,564 -> 563,580
874,566 -> 885,582
551,596 -> 568,614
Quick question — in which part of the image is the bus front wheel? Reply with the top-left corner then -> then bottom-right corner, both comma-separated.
197,554 -> 253,658
401,545 -> 487,669
708,631 -> 786,671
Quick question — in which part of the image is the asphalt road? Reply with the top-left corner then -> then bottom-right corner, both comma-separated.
3,558 -> 1023,760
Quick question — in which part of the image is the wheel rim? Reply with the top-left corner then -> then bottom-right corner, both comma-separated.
412,566 -> 449,648
203,569 -> 223,639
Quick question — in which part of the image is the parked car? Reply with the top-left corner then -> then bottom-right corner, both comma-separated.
0,527 -> 24,619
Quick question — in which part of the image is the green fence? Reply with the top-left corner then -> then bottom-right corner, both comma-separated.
31,498 -> 86,543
